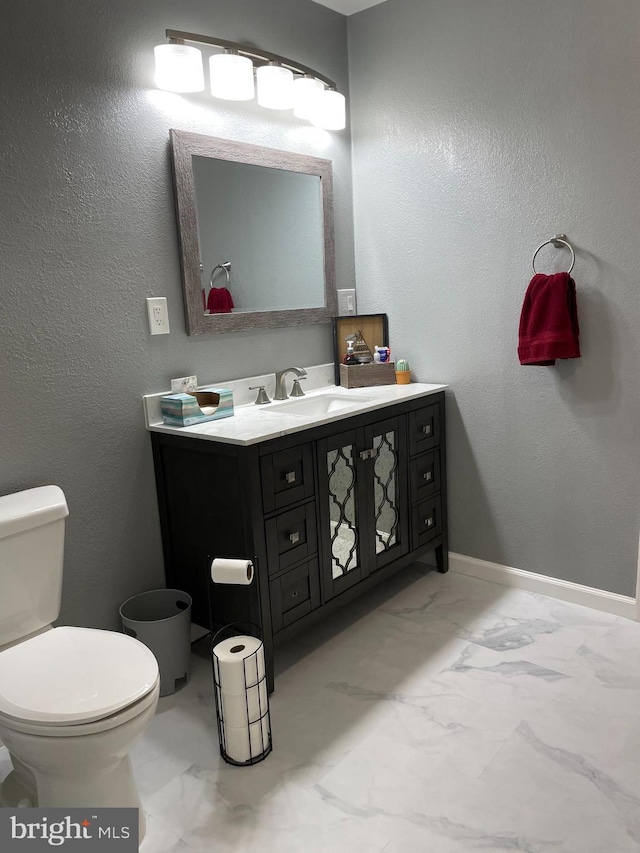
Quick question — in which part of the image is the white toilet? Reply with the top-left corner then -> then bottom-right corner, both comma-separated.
0,486 -> 160,840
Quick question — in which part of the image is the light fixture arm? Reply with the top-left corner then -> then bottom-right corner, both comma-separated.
165,29 -> 336,89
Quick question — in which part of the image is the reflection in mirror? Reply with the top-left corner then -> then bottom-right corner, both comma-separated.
193,158 -> 325,315
327,444 -> 359,580
373,430 -> 400,554
170,130 -> 337,335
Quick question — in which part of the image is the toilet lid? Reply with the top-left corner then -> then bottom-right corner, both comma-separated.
0,627 -> 159,725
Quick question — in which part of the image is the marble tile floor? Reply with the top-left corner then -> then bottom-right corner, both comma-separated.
2,565 -> 640,851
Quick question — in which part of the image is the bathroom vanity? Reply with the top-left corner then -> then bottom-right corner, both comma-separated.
145,372 -> 448,690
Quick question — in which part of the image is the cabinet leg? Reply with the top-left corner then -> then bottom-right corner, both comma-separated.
435,544 -> 449,574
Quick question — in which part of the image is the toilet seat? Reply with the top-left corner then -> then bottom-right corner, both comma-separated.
0,626 -> 159,726
0,677 -> 160,738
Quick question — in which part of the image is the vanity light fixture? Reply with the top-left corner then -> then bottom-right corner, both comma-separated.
311,88 -> 346,131
154,43 -> 205,93
256,63 -> 294,110
293,75 -> 324,120
154,29 -> 346,130
209,51 -> 255,101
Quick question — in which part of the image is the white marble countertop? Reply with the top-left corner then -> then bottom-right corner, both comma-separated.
143,364 -> 447,446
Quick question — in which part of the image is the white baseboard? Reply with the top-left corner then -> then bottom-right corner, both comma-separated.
423,552 -> 637,621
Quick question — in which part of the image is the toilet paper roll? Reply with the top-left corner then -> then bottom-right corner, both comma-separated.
213,635 -> 266,695
221,715 -> 270,764
216,679 -> 269,726
211,558 -> 254,585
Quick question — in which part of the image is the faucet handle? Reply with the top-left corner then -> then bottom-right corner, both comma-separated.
249,385 -> 271,405
290,378 -> 306,398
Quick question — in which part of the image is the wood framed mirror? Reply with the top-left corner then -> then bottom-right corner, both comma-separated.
170,130 -> 337,335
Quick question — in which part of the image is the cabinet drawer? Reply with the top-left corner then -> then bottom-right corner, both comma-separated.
412,495 -> 442,549
410,451 -> 441,503
261,444 -> 314,513
265,503 -> 317,576
270,559 -> 320,633
408,404 -> 440,456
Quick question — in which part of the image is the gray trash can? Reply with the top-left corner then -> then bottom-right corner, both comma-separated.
119,589 -> 192,697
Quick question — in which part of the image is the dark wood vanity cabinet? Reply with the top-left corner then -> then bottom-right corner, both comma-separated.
151,391 -> 447,690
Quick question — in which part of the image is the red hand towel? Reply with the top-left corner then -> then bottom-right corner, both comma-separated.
206,287 -> 235,315
518,272 -> 580,365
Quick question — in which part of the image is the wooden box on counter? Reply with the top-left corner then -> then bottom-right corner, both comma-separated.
339,362 -> 396,388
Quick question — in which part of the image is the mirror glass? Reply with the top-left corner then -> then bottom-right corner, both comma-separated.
170,130 -> 337,335
193,158 -> 324,314
372,430 -> 400,554
327,443 -> 360,580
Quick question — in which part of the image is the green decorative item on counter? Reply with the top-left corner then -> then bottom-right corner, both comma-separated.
395,358 -> 411,385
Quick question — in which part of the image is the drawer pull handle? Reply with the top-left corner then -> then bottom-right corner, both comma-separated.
285,471 -> 297,484
291,591 -> 299,598
289,531 -> 300,545
423,471 -> 433,482
424,516 -> 434,528
421,424 -> 432,436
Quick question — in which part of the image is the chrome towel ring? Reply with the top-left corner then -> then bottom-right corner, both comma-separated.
532,234 -> 575,275
209,261 -> 231,289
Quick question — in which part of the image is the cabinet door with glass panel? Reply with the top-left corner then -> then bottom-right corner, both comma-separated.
363,415 -> 409,572
317,416 -> 409,600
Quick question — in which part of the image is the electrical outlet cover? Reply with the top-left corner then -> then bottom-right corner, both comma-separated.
171,375 -> 198,393
146,296 -> 170,335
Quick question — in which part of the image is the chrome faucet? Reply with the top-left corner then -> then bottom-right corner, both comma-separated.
274,367 -> 307,400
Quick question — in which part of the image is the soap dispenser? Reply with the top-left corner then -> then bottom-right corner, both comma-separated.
343,340 -> 358,365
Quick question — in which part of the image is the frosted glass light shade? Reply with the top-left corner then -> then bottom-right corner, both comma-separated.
293,76 -> 324,120
210,53 -> 255,101
311,89 -> 346,130
154,44 -> 205,93
256,65 -> 294,110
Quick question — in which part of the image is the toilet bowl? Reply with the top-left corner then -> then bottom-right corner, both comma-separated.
0,626 -> 160,839
0,487 -> 161,842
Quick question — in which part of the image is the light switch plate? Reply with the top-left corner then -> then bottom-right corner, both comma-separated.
337,289 -> 357,315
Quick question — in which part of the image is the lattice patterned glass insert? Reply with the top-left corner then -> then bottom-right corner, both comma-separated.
327,444 -> 359,580
373,430 -> 399,554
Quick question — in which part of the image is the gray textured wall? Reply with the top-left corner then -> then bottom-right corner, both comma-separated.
1,0 -> 353,628
349,0 -> 640,595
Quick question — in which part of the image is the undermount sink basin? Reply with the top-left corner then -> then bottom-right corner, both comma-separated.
265,393 -> 374,417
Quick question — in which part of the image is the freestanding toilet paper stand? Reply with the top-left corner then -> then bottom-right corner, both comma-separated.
211,622 -> 272,766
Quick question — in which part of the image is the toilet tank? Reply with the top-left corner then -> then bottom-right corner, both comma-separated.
0,486 -> 69,648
